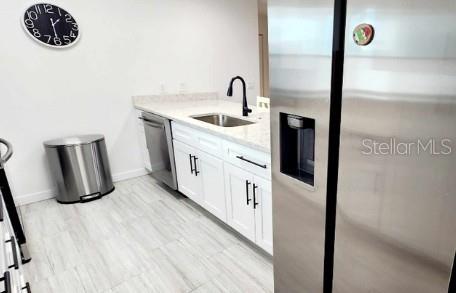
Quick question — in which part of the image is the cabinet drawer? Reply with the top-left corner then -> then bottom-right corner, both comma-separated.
223,141 -> 271,180
171,122 -> 223,158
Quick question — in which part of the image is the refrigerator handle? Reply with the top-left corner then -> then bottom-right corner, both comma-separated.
450,252 -> 455,292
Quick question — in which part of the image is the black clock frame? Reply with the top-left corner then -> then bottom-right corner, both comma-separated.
22,3 -> 80,48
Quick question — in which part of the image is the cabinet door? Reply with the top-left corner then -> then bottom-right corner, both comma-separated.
173,140 -> 202,204
253,176 -> 273,254
197,152 -> 227,221
224,163 -> 255,241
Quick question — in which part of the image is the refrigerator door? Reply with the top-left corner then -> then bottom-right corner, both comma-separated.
333,1 -> 456,292
268,0 -> 335,292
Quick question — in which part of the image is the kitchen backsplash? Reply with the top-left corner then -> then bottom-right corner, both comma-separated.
132,92 -> 218,104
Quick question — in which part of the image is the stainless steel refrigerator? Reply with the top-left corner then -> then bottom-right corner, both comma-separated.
268,0 -> 456,292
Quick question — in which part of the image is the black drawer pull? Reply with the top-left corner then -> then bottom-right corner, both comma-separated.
189,154 -> 194,174
6,237 -> 19,270
245,180 -> 252,205
236,156 -> 267,169
253,184 -> 259,209
22,282 -> 31,293
193,157 -> 200,176
0,271 -> 11,293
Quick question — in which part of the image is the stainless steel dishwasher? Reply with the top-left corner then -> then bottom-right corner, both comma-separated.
140,112 -> 178,190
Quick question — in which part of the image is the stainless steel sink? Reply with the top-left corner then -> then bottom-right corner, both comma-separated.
191,114 -> 255,127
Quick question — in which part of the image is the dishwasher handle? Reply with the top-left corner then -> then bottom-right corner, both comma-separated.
139,117 -> 164,129
0,139 -> 13,168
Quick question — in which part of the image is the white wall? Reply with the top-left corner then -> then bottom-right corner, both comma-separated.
258,0 -> 269,97
0,0 -> 260,204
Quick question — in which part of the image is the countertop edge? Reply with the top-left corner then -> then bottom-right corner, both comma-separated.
134,104 -> 271,154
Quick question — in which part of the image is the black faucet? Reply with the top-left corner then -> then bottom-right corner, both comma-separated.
227,76 -> 252,117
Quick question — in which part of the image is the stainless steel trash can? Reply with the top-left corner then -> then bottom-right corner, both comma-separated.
44,135 -> 114,203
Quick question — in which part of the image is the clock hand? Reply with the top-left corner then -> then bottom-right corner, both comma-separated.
50,17 -> 60,37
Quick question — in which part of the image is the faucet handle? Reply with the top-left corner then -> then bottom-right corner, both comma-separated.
243,106 -> 253,117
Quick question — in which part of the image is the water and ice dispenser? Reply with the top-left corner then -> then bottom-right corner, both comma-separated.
280,113 -> 315,186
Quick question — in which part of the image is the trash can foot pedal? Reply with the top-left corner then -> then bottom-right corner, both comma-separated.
81,193 -> 102,203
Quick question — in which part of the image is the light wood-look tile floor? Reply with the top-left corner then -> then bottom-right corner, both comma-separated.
20,175 -> 274,293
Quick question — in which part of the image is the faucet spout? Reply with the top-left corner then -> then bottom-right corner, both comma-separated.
227,76 -> 252,117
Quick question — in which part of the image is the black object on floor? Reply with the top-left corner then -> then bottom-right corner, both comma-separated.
0,139 -> 32,264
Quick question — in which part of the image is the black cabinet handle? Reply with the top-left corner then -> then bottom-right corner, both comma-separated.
6,237 -> 19,270
22,282 -> 31,293
0,271 -> 11,293
236,156 -> 267,169
193,157 -> 200,176
189,154 -> 194,174
245,180 -> 252,205
253,184 -> 259,209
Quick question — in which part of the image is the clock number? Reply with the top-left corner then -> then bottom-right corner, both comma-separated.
26,11 -> 38,20
53,37 -> 62,46
44,4 -> 54,14
44,35 -> 52,44
35,5 -> 41,14
24,18 -> 34,29
32,29 -> 41,38
63,36 -> 71,45
69,30 -> 77,38
65,13 -> 72,23
72,23 -> 79,31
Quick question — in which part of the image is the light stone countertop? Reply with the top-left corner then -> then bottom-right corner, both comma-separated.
132,93 -> 271,153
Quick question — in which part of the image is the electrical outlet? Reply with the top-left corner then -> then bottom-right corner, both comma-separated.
179,83 -> 187,94
160,83 -> 166,94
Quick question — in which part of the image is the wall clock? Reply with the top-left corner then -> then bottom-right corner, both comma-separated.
23,3 -> 80,48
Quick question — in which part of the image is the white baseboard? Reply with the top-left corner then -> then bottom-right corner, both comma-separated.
111,168 -> 150,182
15,189 -> 55,206
14,168 -> 151,206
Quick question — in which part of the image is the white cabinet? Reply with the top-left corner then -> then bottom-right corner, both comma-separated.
224,163 -> 273,254
173,140 -> 203,205
171,122 -> 273,254
223,140 -> 271,180
173,140 -> 227,221
224,163 -> 256,241
253,175 -> 273,254
172,122 -> 224,158
198,152 -> 226,221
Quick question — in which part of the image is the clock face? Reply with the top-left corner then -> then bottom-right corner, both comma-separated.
23,3 -> 80,48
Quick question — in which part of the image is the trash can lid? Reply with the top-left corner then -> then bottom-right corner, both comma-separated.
44,134 -> 105,147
